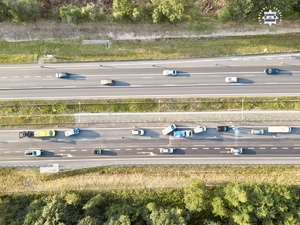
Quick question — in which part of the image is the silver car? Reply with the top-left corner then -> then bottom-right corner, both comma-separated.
163,70 -> 177,76
225,77 -> 238,83
230,148 -> 243,155
159,148 -> 174,154
251,129 -> 264,135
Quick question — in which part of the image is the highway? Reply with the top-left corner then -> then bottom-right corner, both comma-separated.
1,126 -> 300,168
0,53 -> 300,99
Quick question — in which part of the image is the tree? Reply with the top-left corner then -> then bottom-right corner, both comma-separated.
112,0 -> 137,21
152,0 -> 187,23
184,180 -> 208,213
147,202 -> 187,225
8,0 -> 42,22
0,0 -> 12,22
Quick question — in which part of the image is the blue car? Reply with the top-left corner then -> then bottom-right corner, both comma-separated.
264,68 -> 279,75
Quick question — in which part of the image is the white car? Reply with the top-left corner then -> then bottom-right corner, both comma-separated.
194,126 -> 206,133
163,70 -> 177,76
131,129 -> 145,135
25,150 -> 43,156
159,148 -> 174,154
230,148 -> 243,155
65,128 -> 80,137
225,77 -> 238,83
251,129 -> 264,135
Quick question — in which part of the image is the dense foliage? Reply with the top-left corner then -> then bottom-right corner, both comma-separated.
0,0 -> 299,24
0,181 -> 300,225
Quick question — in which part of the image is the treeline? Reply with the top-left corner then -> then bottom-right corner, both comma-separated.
0,0 -> 299,24
1,180 -> 300,225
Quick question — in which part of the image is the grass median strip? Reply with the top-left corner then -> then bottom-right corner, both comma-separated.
0,97 -> 300,127
0,33 -> 300,63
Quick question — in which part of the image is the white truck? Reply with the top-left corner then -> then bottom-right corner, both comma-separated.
268,126 -> 291,133
162,124 -> 176,135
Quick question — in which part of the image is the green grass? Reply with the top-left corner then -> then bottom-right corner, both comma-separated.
0,33 -> 300,63
1,165 -> 300,193
0,97 -> 300,127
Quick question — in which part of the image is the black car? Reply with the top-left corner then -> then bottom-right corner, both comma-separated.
264,68 -> 279,75
217,126 -> 229,132
56,72 -> 70,78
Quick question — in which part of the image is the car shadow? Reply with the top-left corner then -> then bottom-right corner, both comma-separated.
42,151 -> 63,157
242,148 -> 257,155
237,78 -> 253,84
177,71 -> 191,77
113,80 -> 131,86
290,55 -> 300,60
68,74 -> 87,80
175,148 -> 186,155
102,150 -> 118,156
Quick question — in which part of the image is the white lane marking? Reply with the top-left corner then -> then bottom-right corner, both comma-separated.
137,148 -> 143,150
46,76 -> 52,77
203,148 -> 209,149
64,86 -> 77,88
193,145 -> 205,146
282,147 -> 289,149
70,150 -> 77,151
148,148 -> 154,150
248,147 -> 254,149
61,147 -> 74,148
142,77 -> 154,79
278,57 -> 284,59
24,76 -> 30,78
115,149 -> 121,151
192,148 -> 198,150
126,149 -> 131,151
4,151 -> 11,153
181,148 -> 187,149
1,77 -> 8,78
82,149 -> 88,151
59,150 -> 66,152
271,147 -> 277,149
294,147 -> 300,149
214,147 -> 220,149
259,147 -> 266,149
243,75 -> 255,77
266,58 -> 273,60
35,76 -> 41,77
15,151 -> 22,153
254,58 -> 261,60
243,58 -> 249,60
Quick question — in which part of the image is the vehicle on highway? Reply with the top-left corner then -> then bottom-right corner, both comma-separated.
264,68 -> 279,75
268,126 -> 291,133
251,129 -> 264,135
25,150 -> 43,156
225,77 -> 238,83
56,72 -> 70,78
93,149 -> 102,155
65,128 -> 80,137
131,129 -> 144,135
174,130 -> 192,137
194,125 -> 206,133
217,126 -> 229,132
19,130 -> 56,138
101,79 -> 115,86
230,148 -> 243,155
162,124 -> 177,135
163,70 -> 177,76
159,148 -> 174,154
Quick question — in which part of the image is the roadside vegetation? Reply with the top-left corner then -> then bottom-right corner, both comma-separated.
1,97 -> 300,127
1,165 -> 300,224
1,33 -> 300,63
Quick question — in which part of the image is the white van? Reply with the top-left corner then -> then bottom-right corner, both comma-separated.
162,124 -> 176,135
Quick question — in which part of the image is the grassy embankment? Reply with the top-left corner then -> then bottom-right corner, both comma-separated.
1,165 -> 300,193
1,97 -> 300,127
0,33 -> 300,63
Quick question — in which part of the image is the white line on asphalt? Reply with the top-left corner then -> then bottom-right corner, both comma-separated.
203,148 -> 209,149
126,149 -> 131,151
192,148 -> 198,150
0,148 -> 8,150
70,150 -> 77,151
15,151 -> 21,153
59,150 -> 66,152
64,86 -> 77,88
4,151 -> 10,153
214,147 -> 220,149
243,75 -> 255,77
278,58 -> 284,59
181,148 -> 187,150
115,149 -> 121,151
282,147 -> 289,149
271,147 -> 277,149
35,76 -> 41,77
266,58 -> 273,60
46,76 -> 52,77
294,147 -> 300,149
24,76 -> 30,78
137,148 -> 143,150
148,148 -> 154,150
259,147 -> 266,149
248,147 -> 254,149
193,145 -> 205,146
254,58 -> 261,60
1,77 -> 8,78
82,149 -> 88,151
61,147 -> 74,148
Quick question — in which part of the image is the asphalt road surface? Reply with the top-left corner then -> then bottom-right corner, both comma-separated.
1,126 -> 300,168
0,53 -> 300,99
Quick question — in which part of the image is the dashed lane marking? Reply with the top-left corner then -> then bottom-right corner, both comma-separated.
192,148 -> 198,150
